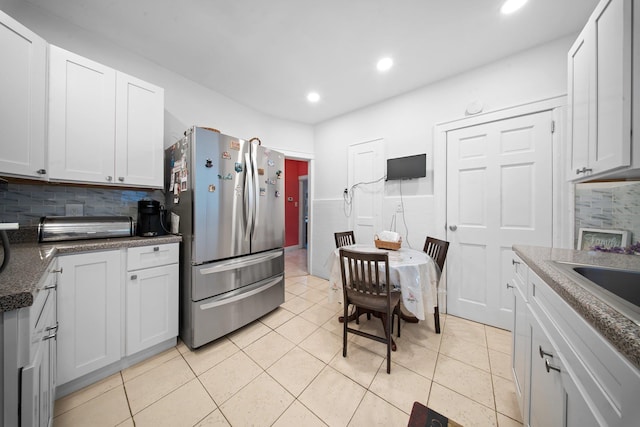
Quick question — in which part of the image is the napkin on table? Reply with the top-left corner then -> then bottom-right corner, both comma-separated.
377,230 -> 401,242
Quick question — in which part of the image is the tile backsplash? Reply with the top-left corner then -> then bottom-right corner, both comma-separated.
0,181 -> 164,226
575,181 -> 640,248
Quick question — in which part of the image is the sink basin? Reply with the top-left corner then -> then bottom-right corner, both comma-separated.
552,261 -> 640,325
573,266 -> 640,307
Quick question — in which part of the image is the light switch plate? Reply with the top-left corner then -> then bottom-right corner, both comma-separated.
65,203 -> 84,216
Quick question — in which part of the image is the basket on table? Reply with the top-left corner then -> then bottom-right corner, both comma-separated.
374,234 -> 402,250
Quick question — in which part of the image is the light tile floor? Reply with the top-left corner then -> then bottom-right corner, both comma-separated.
53,249 -> 523,427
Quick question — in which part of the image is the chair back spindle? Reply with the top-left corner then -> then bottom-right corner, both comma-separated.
335,231 -> 356,248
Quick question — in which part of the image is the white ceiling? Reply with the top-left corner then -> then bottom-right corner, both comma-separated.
26,0 -> 599,124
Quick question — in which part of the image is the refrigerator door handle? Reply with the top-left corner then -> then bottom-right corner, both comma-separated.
252,145 -> 260,233
244,152 -> 254,241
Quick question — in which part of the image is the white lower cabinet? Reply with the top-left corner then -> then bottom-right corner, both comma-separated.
56,243 -> 179,394
511,284 -> 530,422
56,250 -> 121,385
126,244 -> 178,355
2,260 -> 59,427
21,285 -> 57,427
512,256 -> 640,426
529,308 -> 600,427
528,309 -> 565,427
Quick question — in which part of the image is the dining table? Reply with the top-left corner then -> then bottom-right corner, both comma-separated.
327,243 -> 441,324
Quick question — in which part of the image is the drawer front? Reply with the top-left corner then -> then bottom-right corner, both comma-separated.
192,249 -> 284,301
127,243 -> 178,271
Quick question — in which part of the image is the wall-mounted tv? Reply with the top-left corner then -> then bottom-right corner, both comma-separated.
386,154 -> 426,181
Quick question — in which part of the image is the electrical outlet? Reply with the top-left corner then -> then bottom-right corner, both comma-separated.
65,203 -> 84,216
396,203 -> 403,213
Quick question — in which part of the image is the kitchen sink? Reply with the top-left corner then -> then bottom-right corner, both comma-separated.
552,261 -> 640,326
573,266 -> 640,306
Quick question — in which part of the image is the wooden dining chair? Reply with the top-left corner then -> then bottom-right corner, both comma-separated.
339,248 -> 401,374
334,231 -> 355,248
423,236 -> 450,334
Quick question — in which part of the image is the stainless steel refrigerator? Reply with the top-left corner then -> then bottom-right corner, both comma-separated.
165,126 -> 285,349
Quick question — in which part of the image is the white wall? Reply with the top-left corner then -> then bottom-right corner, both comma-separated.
1,1 -> 314,154
311,36 -> 574,278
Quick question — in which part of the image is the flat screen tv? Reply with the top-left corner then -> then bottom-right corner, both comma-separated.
386,154 -> 426,181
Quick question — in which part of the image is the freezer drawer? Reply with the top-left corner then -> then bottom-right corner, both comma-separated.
191,249 -> 284,301
190,274 -> 284,348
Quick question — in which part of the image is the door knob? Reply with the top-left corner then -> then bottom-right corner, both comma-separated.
449,225 -> 457,231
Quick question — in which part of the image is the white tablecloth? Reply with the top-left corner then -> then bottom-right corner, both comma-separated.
328,244 -> 441,320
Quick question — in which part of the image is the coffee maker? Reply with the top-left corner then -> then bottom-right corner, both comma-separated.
136,200 -> 166,237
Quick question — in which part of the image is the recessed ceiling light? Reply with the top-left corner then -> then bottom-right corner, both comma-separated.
376,57 -> 393,72
307,92 -> 320,103
501,0 -> 528,14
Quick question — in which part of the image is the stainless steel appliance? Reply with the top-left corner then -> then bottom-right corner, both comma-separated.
38,216 -> 134,242
165,127 -> 285,349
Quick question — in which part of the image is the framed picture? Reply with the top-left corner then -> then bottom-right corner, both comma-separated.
577,228 -> 630,251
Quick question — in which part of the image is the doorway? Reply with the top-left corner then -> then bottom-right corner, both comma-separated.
299,176 -> 309,248
284,158 -> 309,277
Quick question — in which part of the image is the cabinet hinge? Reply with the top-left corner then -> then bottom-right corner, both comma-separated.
551,120 -> 556,134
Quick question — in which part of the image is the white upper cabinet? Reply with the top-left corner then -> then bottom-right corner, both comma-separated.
115,73 -> 164,187
48,45 -> 164,188
568,0 -> 636,181
0,11 -> 47,179
49,45 -> 117,184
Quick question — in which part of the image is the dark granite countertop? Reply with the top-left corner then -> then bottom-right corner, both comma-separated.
0,235 -> 182,313
513,245 -> 640,370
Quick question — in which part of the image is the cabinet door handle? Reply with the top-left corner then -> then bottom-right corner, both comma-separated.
46,323 -> 58,333
37,169 -> 47,175
576,167 -> 593,175
545,358 -> 561,373
506,283 -> 514,289
153,246 -> 160,252
118,176 -> 125,182
539,345 -> 553,358
512,259 -> 520,265
131,274 -> 138,280
43,333 -> 57,341
51,268 -> 63,274
106,176 -> 113,182
44,284 -> 57,290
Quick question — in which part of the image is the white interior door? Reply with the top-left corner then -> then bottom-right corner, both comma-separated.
348,139 -> 384,244
446,111 -> 553,329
